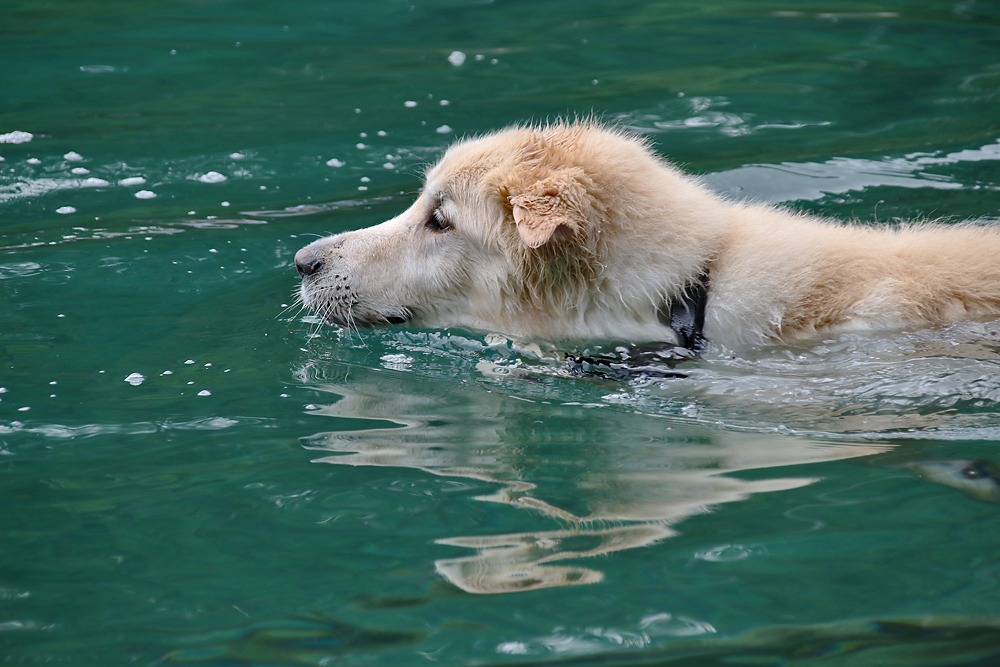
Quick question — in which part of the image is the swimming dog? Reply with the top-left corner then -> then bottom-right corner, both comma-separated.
295,121 -> 1000,350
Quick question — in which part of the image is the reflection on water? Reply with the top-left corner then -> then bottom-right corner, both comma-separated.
703,137 -> 1000,203
293,319 -> 1000,595
295,357 -> 887,594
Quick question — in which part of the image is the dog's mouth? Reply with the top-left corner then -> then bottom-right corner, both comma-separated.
299,277 -> 414,329
317,305 -> 414,329
382,310 -> 413,326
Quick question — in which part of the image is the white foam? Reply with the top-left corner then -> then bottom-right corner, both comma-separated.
197,171 -> 227,183
448,51 -> 466,66
118,176 -> 146,186
0,131 -> 32,144
56,206 -> 76,214
134,190 -> 156,199
124,373 -> 145,386
326,158 -> 344,167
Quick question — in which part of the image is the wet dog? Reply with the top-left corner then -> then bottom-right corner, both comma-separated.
295,121 -> 1000,349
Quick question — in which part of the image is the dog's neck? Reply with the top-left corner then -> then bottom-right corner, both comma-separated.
659,268 -> 710,354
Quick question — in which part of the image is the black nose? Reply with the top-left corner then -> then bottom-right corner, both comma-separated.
294,247 -> 324,277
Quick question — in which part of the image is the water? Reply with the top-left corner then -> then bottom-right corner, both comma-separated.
3,1 -> 1000,664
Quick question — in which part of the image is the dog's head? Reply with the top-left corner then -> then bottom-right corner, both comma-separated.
294,122 -> 711,342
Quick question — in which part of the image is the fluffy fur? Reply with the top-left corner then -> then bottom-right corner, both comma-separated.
295,121 -> 1000,348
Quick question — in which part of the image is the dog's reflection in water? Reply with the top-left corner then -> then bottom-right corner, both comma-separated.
297,360 -> 897,594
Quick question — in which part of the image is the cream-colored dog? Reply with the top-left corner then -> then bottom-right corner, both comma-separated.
294,121 -> 1000,349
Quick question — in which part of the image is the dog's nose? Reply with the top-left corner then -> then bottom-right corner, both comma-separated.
294,246 -> 324,277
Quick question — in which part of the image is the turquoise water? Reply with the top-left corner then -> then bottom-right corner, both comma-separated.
4,1 -> 1000,665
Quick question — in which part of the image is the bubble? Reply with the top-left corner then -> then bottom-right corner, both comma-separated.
404,100 -> 418,108
448,50 -> 466,66
124,373 -> 145,386
436,125 -> 453,134
326,158 -> 345,167
0,131 -> 33,144
197,171 -> 227,183
497,642 -> 530,655
64,151 -> 83,161
135,190 -> 156,199
56,206 -> 76,214
118,176 -> 146,186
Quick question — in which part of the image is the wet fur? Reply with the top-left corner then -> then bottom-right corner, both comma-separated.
296,121 -> 1000,348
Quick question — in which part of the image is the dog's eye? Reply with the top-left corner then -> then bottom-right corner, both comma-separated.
425,209 -> 452,233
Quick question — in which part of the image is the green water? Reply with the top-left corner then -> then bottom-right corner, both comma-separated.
4,1 -> 1000,665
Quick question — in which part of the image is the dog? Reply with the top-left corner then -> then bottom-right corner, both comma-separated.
294,121 -> 1000,350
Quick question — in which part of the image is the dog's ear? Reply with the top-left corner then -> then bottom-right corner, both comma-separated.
508,170 -> 590,249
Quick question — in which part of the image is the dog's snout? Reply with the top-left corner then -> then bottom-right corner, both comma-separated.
294,246 -> 324,278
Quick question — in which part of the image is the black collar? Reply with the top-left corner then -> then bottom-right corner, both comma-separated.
564,268 -> 711,380
659,268 -> 710,355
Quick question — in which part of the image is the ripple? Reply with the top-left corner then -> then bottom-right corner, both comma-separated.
694,544 -> 761,562
0,416 -> 274,441
302,324 -> 1000,439
619,97 -> 832,140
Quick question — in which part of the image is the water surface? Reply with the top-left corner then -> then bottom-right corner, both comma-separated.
3,1 -> 1000,665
